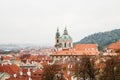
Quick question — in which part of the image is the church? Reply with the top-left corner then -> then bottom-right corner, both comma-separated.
55,27 -> 73,51
51,27 -> 100,61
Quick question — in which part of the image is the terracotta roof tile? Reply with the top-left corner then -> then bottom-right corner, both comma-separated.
74,44 -> 98,51
0,64 -> 20,75
108,40 -> 120,49
51,44 -> 99,56
3,56 -> 11,60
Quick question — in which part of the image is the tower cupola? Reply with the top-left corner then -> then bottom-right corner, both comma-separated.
63,27 -> 68,35
56,27 -> 60,38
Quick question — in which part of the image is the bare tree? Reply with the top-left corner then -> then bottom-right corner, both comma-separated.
41,64 -> 66,80
98,54 -> 120,80
74,56 -> 97,80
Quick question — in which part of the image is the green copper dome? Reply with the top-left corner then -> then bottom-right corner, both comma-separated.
60,34 -> 72,40
56,32 -> 60,36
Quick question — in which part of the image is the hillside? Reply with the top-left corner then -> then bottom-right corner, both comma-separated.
75,29 -> 120,50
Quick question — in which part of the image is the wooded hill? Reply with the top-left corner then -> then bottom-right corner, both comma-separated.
75,29 -> 120,50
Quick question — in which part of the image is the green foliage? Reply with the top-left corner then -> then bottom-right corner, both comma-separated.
75,29 -> 120,50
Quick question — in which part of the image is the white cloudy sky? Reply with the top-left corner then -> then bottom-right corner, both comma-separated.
0,0 -> 120,45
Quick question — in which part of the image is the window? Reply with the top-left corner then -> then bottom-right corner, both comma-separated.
64,43 -> 66,47
57,40 -> 59,43
69,43 -> 71,47
59,43 -> 62,47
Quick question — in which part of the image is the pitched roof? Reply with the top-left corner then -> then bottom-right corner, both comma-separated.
51,44 -> 99,56
0,64 -> 20,75
3,56 -> 11,60
20,55 -> 51,62
74,44 -> 98,51
6,75 -> 29,80
108,40 -> 120,49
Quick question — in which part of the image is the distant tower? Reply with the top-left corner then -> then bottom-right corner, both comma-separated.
55,27 -> 60,51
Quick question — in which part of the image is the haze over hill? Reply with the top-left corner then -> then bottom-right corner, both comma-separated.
75,29 -> 120,50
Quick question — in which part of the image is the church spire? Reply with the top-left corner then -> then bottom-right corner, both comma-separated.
63,27 -> 68,35
57,27 -> 59,32
56,27 -> 60,38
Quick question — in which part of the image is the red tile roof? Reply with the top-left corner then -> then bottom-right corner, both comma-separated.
3,56 -> 11,60
7,68 -> 43,80
51,44 -> 99,56
20,55 -> 51,62
0,64 -> 20,75
15,56 -> 20,61
74,44 -> 98,51
108,40 -> 120,49
6,75 -> 29,80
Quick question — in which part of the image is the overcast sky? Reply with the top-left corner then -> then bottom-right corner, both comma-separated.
0,0 -> 120,46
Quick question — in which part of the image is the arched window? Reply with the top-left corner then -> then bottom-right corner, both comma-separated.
64,43 -> 66,47
57,40 -> 59,43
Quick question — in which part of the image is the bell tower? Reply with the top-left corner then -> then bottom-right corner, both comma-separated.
55,27 -> 60,51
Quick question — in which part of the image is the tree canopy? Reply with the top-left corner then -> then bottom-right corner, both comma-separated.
75,29 -> 120,50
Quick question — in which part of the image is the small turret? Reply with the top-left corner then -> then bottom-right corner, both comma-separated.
56,27 -> 60,38
63,27 -> 68,35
